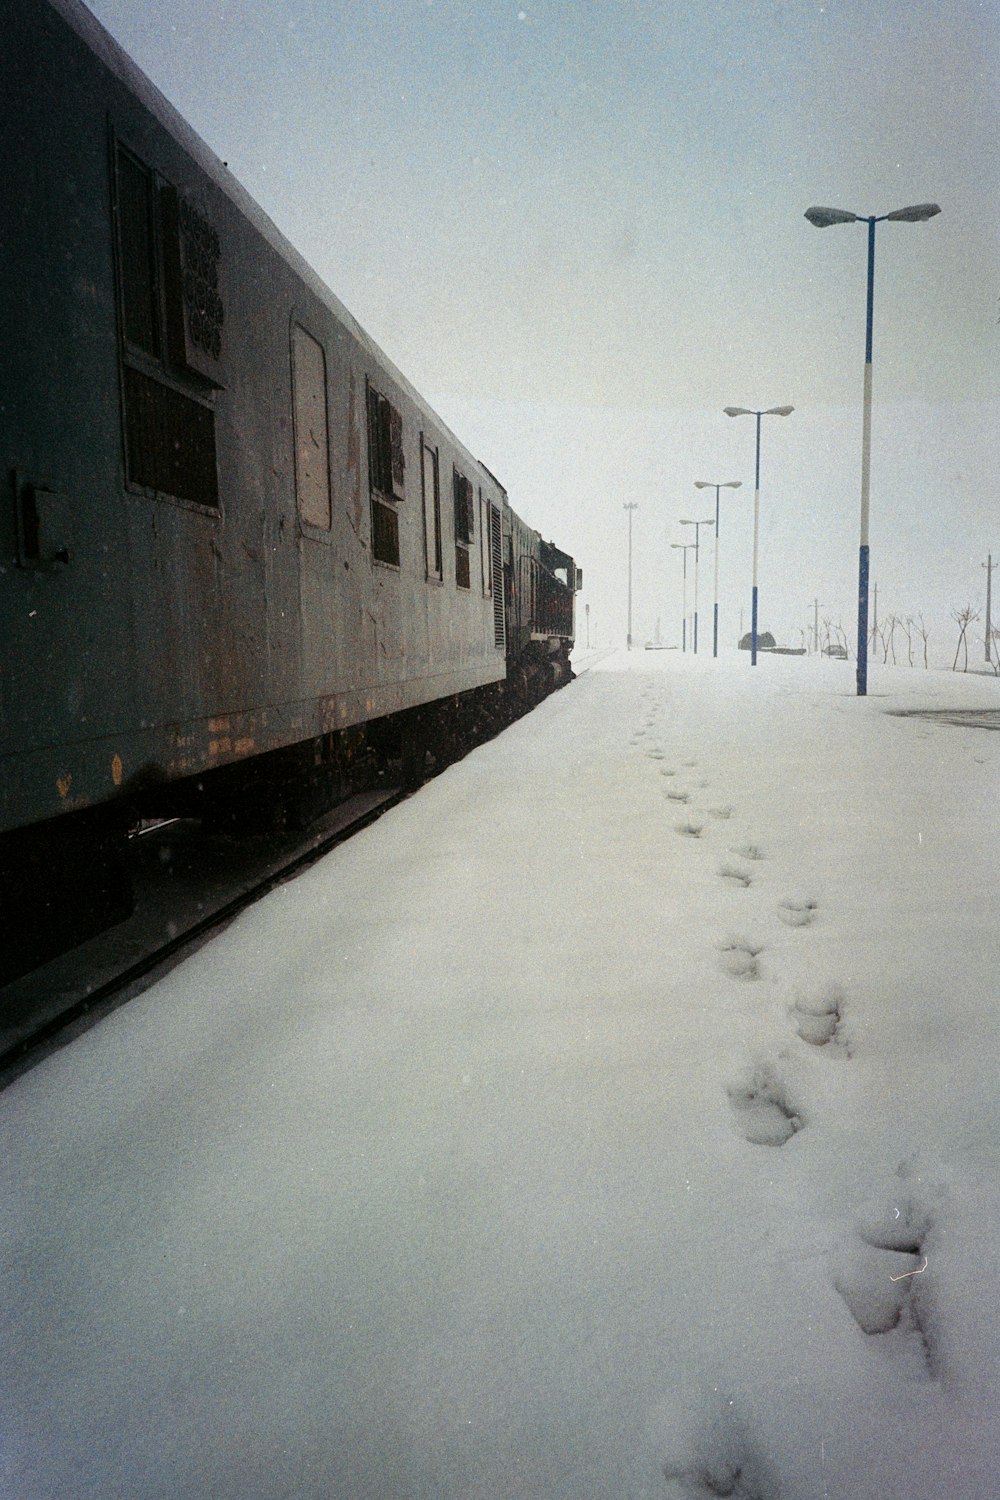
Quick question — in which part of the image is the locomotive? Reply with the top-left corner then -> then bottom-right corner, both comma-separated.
1,0 -> 581,984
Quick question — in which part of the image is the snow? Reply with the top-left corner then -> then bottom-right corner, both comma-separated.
2,650 -> 999,1499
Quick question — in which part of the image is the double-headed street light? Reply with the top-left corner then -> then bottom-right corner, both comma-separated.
804,201 -> 941,695
678,517 -> 715,654
670,542 -> 695,652
694,480 -> 741,657
723,405 -> 794,665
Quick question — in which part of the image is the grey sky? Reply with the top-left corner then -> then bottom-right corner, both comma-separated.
82,0 -> 998,658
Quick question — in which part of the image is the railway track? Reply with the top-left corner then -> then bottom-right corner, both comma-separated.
0,786 -> 403,1090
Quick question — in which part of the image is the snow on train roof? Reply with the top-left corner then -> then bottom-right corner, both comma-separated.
52,0 -> 507,505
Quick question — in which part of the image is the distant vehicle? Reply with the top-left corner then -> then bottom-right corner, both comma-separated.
2,0 -> 582,982
824,644 -> 850,659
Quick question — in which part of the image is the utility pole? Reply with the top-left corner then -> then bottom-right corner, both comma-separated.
869,579 -> 878,659
623,503 -> 638,648
985,554 -> 997,664
814,598 -> 819,655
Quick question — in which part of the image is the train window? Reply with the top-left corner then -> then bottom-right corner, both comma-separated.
453,469 -> 474,589
367,383 -> 404,565
113,143 -> 219,509
421,439 -> 443,580
122,366 -> 217,506
291,325 -> 332,530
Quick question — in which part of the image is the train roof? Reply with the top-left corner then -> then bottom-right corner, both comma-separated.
52,0 -> 509,505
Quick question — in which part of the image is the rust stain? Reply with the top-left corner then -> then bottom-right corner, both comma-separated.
209,737 -> 232,756
111,753 -> 123,786
56,774 -> 72,799
208,718 -> 231,733
233,737 -> 255,754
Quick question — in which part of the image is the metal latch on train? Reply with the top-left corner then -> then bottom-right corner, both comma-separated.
13,472 -> 73,570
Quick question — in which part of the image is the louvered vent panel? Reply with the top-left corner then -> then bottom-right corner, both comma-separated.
490,505 -> 505,648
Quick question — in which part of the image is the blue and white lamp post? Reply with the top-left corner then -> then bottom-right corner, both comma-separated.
722,405 -> 794,665
804,201 -> 940,696
679,516 -> 715,654
694,479 -> 741,657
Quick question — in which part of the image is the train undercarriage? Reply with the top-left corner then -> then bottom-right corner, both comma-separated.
1,643 -> 573,986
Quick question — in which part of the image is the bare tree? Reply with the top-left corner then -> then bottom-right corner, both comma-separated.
951,605 -> 980,671
878,614 -> 899,665
990,625 -> 1000,675
916,614 -> 930,669
903,617 -> 915,667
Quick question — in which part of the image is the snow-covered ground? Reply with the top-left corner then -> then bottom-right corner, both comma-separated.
2,651 -> 999,1499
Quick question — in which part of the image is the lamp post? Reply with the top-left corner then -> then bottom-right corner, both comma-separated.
679,516 -> 715,654
804,201 -> 941,696
694,480 -> 742,657
671,542 -> 695,652
723,405 -> 794,665
623,502 -> 638,648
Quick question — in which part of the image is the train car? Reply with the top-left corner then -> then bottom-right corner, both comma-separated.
1,0 -> 580,982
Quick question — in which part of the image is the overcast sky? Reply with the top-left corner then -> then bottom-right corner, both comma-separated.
83,0 -> 998,662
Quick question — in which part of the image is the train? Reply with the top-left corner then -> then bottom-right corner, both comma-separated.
1,0 -> 581,985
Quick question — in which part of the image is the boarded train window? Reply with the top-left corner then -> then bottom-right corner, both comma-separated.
291,325 -> 332,530
113,143 -> 219,509
367,383 -> 404,565
453,469 -> 474,589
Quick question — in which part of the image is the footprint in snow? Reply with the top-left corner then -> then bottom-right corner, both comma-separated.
834,1188 -> 938,1375
708,805 -> 734,820
732,842 -> 765,862
658,1391 -> 779,1499
665,788 -> 691,803
777,896 -> 818,927
676,816 -> 705,838
719,860 -> 753,889
792,985 -> 848,1054
718,937 -> 764,980
727,1064 -> 803,1146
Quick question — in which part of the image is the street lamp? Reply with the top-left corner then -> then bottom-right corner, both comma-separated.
723,405 -> 794,665
671,542 -> 695,652
694,480 -> 742,657
678,517 -> 715,654
804,200 -> 941,695
623,502 -> 638,648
